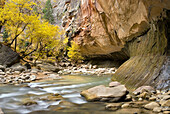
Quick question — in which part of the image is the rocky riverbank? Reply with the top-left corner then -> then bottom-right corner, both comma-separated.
81,83 -> 170,113
0,62 -> 117,85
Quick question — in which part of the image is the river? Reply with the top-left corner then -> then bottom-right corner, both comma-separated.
0,75 -> 112,114
0,75 -> 153,114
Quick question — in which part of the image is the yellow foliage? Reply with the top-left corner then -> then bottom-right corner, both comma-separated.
68,41 -> 84,63
0,0 -> 67,61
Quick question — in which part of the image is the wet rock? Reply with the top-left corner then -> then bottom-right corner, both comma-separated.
144,102 -> 160,110
21,98 -> 37,106
109,81 -> 121,87
40,94 -> 63,101
133,86 -> 155,95
153,107 -> 162,113
81,85 -> 128,101
59,101 -> 77,107
105,103 -> 122,111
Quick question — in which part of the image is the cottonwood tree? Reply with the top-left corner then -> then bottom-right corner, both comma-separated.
0,0 -> 67,63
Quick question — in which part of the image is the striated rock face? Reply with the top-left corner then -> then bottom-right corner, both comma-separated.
57,0 -> 170,89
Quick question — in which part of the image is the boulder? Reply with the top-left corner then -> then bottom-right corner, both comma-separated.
105,103 -> 122,111
21,98 -> 37,106
81,85 -> 128,101
133,86 -> 155,95
161,100 -> 170,107
11,63 -> 26,72
144,102 -> 160,110
153,107 -> 162,113
109,81 -> 121,87
37,63 -> 61,72
0,43 -> 20,66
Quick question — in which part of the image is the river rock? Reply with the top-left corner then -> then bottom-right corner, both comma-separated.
37,63 -> 61,72
0,72 -> 5,75
125,94 -> 132,101
81,85 -> 128,101
109,81 -> 121,87
30,75 -> 36,81
161,100 -> 170,107
121,103 -> 130,108
153,107 -> 162,113
0,65 -> 5,71
149,96 -> 157,101
59,101 -> 77,107
11,63 -> 26,72
30,69 -> 39,74
133,86 -> 155,95
144,102 -> 160,110
105,103 -> 122,111
21,98 -> 37,106
40,94 -> 63,101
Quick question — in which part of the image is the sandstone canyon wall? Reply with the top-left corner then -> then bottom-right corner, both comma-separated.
55,0 -> 170,89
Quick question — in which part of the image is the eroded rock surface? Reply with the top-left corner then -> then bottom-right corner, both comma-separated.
57,0 -> 170,89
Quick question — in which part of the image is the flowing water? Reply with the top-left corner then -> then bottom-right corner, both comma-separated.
0,75 -> 152,114
0,75 -> 112,114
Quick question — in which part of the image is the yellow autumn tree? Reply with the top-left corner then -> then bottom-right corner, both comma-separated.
68,41 -> 84,63
0,0 -> 67,62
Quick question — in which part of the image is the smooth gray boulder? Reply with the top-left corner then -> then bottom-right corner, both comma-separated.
81,85 -> 128,101
0,43 -> 20,66
11,63 -> 26,72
